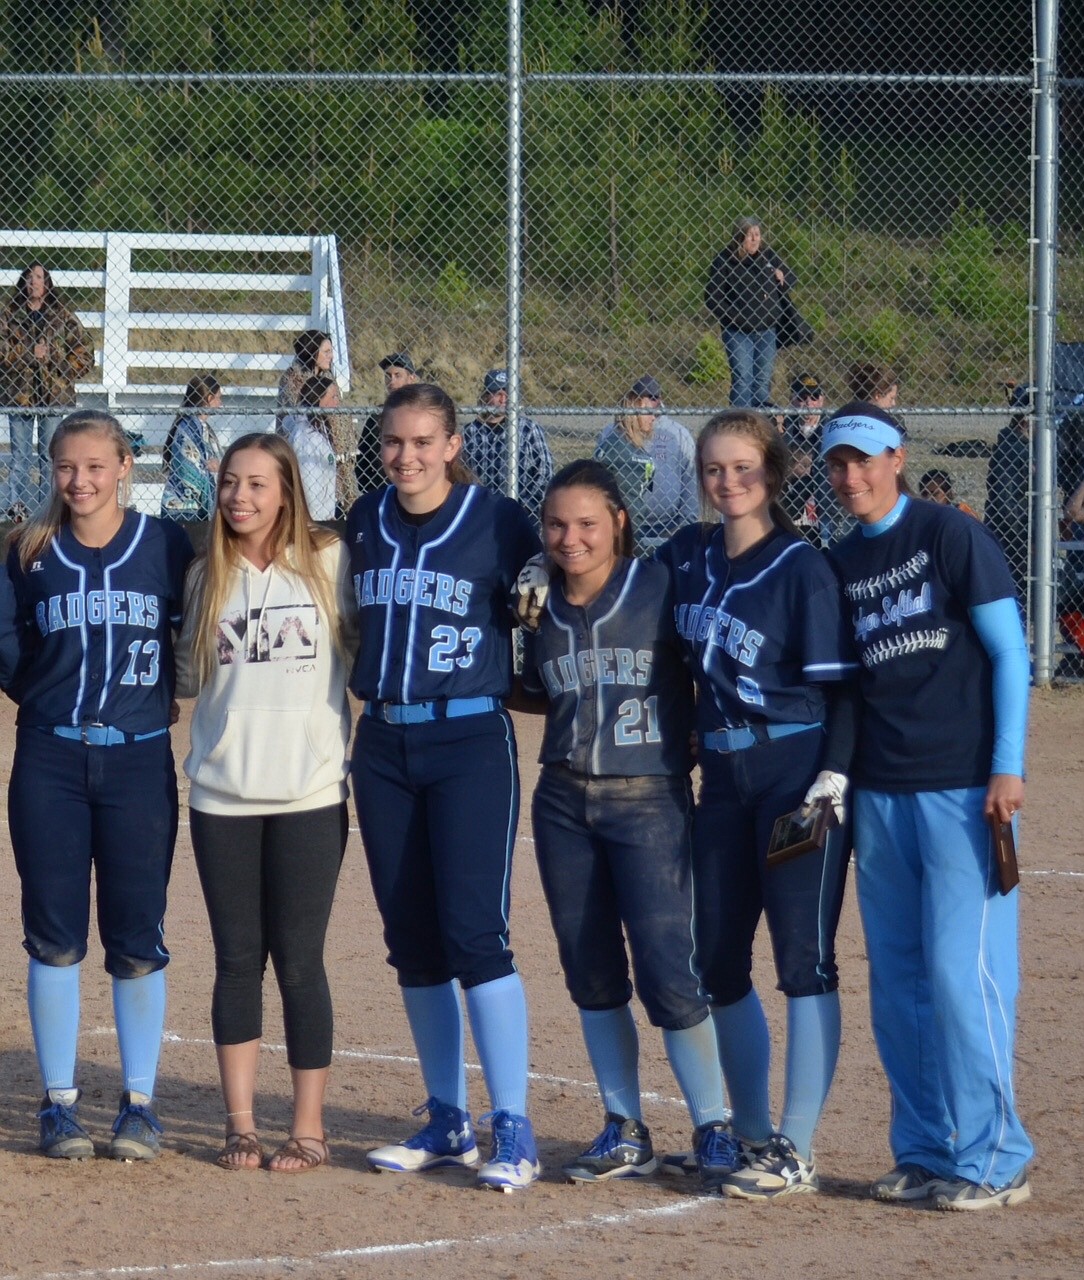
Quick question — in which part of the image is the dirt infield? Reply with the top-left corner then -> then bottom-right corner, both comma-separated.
1,689 -> 1082,1280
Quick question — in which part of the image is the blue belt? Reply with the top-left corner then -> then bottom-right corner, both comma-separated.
48,724 -> 170,747
702,722 -> 820,754
364,697 -> 501,725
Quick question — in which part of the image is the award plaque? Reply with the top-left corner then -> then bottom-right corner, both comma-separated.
988,815 -> 1020,895
766,798 -> 833,868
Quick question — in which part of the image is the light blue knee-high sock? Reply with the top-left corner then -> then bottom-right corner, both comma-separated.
711,989 -> 772,1143
113,970 -> 167,1100
465,973 -> 529,1116
663,1016 -> 728,1129
579,1005 -> 642,1121
28,959 -> 81,1093
402,981 -> 467,1112
780,991 -> 841,1161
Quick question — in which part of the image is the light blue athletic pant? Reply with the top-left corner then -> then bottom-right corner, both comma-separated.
854,788 -> 1033,1188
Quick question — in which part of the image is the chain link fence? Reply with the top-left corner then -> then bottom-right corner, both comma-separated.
0,1 -> 1080,673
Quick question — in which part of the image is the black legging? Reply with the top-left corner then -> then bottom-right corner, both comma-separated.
190,804 -> 347,1069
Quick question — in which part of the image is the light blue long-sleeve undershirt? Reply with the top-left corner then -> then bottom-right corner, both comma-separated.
969,598 -> 1029,778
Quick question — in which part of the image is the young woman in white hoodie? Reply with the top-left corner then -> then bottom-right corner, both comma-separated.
176,432 -> 356,1173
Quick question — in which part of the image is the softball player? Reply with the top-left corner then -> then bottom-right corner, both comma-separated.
655,409 -> 857,1198
517,459 -> 730,1185
4,410 -> 193,1160
347,382 -> 542,1192
822,403 -> 1033,1209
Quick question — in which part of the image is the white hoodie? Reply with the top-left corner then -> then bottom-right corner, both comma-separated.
176,540 -> 356,816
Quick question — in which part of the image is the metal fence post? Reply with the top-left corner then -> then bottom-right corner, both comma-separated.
1031,0 -> 1060,686
504,0 -> 524,501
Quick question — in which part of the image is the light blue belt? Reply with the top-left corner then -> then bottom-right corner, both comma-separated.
364,697 -> 501,725
49,724 -> 170,747
702,722 -> 820,754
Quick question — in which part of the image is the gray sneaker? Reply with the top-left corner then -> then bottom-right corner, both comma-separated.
109,1092 -> 163,1161
931,1168 -> 1031,1211
38,1091 -> 94,1160
870,1163 -> 941,1202
563,1114 -> 657,1183
720,1133 -> 818,1199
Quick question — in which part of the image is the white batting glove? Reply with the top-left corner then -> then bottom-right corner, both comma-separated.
513,553 -> 550,632
801,771 -> 849,825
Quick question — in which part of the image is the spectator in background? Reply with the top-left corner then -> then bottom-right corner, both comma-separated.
461,369 -> 554,525
279,375 -> 338,521
161,375 -> 224,522
279,331 -> 355,514
781,372 -> 825,452
846,362 -> 900,412
704,218 -> 795,409
919,469 -> 979,518
1055,409 -> 1084,668
778,378 -> 833,546
278,330 -> 334,416
0,262 -> 94,521
985,384 -> 1032,597
595,376 -> 699,553
356,351 -> 419,497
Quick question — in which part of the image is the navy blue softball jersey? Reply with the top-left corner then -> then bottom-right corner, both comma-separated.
5,511 -> 194,731
827,498 -> 1017,792
347,484 -> 540,702
656,522 -> 856,731
521,557 -> 694,776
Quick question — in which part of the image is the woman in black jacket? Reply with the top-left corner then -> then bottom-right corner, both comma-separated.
704,218 -> 795,410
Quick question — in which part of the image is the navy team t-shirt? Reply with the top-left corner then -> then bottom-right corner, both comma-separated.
827,497 -> 1018,792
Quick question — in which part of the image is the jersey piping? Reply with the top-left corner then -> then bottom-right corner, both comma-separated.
47,541 -> 88,726
589,560 -> 640,775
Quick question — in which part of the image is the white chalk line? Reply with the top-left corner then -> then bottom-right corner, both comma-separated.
0,1196 -> 708,1280
19,1033 -> 711,1280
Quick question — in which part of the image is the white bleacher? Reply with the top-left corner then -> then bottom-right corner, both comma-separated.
1,229 -> 351,513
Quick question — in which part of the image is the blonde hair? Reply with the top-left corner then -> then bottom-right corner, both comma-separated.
186,432 -> 346,686
10,410 -> 134,569
696,410 -> 801,537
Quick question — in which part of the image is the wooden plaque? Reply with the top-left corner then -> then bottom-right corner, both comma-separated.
766,798 -> 832,868
989,815 -> 1020,895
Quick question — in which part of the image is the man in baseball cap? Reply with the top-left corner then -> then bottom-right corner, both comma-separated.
460,368 -> 554,525
379,351 -> 419,394
357,352 -> 422,495
594,375 -> 699,552
779,373 -> 829,546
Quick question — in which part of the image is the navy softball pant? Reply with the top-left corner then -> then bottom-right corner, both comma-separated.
693,726 -> 849,1004
351,710 -> 520,990
8,727 -> 177,978
532,764 -> 707,1031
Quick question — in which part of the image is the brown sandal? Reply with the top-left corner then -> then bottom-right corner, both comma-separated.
216,1131 -> 264,1171
268,1135 -> 330,1173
